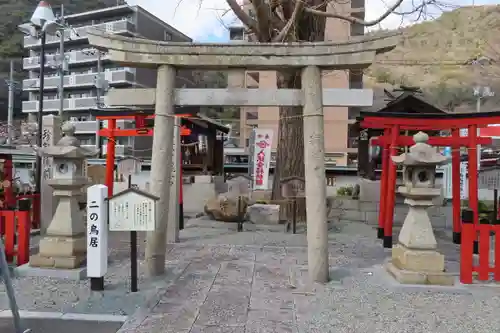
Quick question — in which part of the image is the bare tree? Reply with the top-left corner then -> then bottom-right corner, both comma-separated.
225,0 -> 435,219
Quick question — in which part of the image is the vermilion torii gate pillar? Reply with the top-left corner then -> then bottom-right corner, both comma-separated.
87,29 -> 399,282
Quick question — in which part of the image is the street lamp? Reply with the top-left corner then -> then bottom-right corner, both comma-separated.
472,57 -> 495,171
23,1 -> 56,194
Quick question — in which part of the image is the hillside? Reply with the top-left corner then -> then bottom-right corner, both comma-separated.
367,5 -> 500,112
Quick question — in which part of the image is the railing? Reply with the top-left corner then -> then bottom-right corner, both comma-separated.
22,97 -> 97,113
461,208 -> 500,284
23,69 -> 135,89
23,48 -> 111,69
23,19 -> 136,47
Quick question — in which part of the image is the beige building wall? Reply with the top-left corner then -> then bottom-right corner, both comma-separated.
229,1 -> 363,166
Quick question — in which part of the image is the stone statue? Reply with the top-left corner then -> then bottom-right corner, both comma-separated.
386,132 -> 454,285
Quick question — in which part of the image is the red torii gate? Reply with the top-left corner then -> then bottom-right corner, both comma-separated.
359,111 -> 497,249
96,114 -> 191,197
97,114 -> 191,229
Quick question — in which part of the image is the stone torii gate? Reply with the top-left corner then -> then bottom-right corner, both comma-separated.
87,29 -> 398,282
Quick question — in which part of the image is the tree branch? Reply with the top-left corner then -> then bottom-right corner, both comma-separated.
251,0 -> 273,41
225,0 -> 260,34
304,0 -> 405,26
272,0 -> 304,42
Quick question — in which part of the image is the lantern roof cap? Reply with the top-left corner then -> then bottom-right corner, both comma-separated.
392,131 -> 450,166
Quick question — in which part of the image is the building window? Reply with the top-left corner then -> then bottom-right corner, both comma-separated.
229,27 -> 244,41
164,30 -> 172,41
246,112 -> 258,120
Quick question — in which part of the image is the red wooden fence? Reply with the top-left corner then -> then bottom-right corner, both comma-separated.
16,193 -> 40,229
461,208 -> 500,284
0,202 -> 31,266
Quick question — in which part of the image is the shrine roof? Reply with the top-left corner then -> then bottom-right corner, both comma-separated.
107,187 -> 159,202
91,107 -> 229,134
0,146 -> 35,156
370,93 -> 446,115
359,109 -> 500,119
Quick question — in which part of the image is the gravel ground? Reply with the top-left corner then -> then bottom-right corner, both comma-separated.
0,233 -> 186,316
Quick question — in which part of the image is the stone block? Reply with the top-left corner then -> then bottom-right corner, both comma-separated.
247,204 -> 280,225
359,178 -> 381,202
29,254 -> 55,268
392,244 -> 445,273
365,211 -> 379,225
386,262 -> 454,286
15,263 -> 87,280
213,176 -> 228,195
251,190 -> 272,202
53,256 -> 85,269
195,175 -> 212,184
38,236 -> 86,257
336,198 -> 359,211
359,201 -> 379,212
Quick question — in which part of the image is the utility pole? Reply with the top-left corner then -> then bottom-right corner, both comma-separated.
58,4 -> 65,119
474,85 -> 494,171
7,60 -> 14,145
95,50 -> 102,154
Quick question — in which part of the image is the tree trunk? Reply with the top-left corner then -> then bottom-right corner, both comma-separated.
270,9 -> 326,222
271,71 -> 306,221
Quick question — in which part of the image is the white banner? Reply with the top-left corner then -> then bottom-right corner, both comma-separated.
460,160 -> 468,200
252,129 -> 273,190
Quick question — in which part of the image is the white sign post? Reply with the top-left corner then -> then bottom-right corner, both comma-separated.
108,187 -> 158,292
86,184 -> 108,291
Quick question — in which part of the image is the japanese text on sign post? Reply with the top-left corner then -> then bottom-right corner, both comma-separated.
251,129 -> 273,190
86,184 -> 108,278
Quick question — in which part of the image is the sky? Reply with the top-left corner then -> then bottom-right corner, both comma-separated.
126,0 -> 500,42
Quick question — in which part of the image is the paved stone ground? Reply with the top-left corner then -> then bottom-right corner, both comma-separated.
0,318 -> 123,333
3,218 -> 500,332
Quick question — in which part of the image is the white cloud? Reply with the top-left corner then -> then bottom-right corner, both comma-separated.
126,0 -> 235,40
127,0 -> 480,41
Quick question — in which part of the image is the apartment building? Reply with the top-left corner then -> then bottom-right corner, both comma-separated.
21,4 -> 191,157
228,0 -> 365,167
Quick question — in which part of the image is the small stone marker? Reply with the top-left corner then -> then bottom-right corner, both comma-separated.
86,184 -> 108,291
213,175 -> 228,195
227,175 -> 252,196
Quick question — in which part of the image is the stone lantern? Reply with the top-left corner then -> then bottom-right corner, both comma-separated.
386,132 -> 454,285
29,123 -> 97,274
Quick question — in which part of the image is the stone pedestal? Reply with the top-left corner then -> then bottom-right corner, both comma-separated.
387,192 -> 454,286
30,179 -> 88,269
386,132 -> 454,286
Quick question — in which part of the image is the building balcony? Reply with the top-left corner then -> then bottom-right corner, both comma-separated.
23,48 -> 112,70
23,69 -> 136,90
100,144 -> 132,157
22,97 -> 97,113
70,119 -> 131,134
23,19 -> 136,48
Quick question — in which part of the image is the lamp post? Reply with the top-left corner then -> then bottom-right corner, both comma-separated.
28,1 -> 56,194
